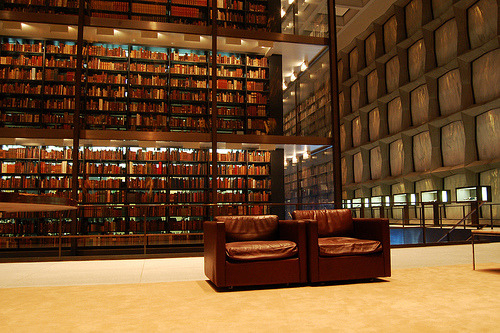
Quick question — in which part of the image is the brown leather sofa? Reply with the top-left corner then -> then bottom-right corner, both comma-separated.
292,209 -> 391,283
204,215 -> 308,288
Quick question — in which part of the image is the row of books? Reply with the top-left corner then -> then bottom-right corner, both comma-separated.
0,162 -> 72,174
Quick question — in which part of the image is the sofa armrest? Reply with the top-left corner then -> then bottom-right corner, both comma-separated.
352,218 -> 389,243
278,219 -> 308,283
353,218 -> 391,276
204,221 -> 226,287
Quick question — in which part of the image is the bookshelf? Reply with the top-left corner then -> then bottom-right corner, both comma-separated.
0,144 -> 74,237
1,37 -> 272,134
37,146 -> 273,237
1,0 -> 80,15
0,38 -> 77,129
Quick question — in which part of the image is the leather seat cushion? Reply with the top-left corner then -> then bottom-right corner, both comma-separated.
226,240 -> 298,261
318,237 -> 382,257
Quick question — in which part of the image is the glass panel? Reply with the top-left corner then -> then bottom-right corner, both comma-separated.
282,0 -> 329,37
435,19 -> 458,67
408,39 -> 425,81
411,85 -> 429,126
0,35 -> 78,130
278,41 -> 331,137
472,49 -> 500,104
388,97 -> 403,134
468,0 -> 498,49
438,69 -> 462,116
1,0 -> 80,14
441,121 -> 465,167
369,107 -> 380,141
476,108 -> 500,160
413,131 -> 431,171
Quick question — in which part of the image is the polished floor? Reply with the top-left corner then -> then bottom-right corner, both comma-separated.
0,243 -> 499,288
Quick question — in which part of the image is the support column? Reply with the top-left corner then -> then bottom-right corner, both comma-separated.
327,0 -> 342,208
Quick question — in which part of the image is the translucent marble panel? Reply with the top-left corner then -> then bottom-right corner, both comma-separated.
384,16 -> 397,52
411,85 -> 429,126
370,146 -> 382,179
340,123 -> 346,152
439,69 -> 462,116
390,139 -> 404,176
408,39 -> 425,81
388,97 -> 403,134
435,19 -> 458,67
341,157 -> 347,185
351,81 -> 360,111
365,33 -> 377,65
413,131 -> 432,171
405,0 -> 423,37
441,121 -> 466,166
477,108 -> 500,160
472,49 -> 500,103
354,152 -> 363,182
339,91 -> 346,117
349,48 -> 359,78
386,56 -> 400,93
352,116 -> 362,147
432,0 -> 453,18
468,0 -> 498,49
338,59 -> 344,83
367,70 -> 378,103
369,107 -> 380,141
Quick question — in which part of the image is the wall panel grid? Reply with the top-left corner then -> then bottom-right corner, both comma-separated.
337,0 -> 499,192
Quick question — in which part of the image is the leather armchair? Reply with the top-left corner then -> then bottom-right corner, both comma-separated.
292,209 -> 391,283
204,215 -> 308,288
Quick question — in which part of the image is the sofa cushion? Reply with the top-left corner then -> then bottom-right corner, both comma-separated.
215,215 -> 279,242
226,240 -> 298,261
318,237 -> 382,257
293,209 -> 354,237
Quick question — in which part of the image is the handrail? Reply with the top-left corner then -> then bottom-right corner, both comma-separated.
436,201 -> 485,243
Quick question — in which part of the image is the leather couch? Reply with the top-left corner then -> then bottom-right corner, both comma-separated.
204,215 -> 308,288
292,209 -> 391,283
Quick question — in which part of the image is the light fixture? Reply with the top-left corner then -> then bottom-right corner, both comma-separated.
288,0 -> 294,4
291,72 -> 297,81
303,151 -> 309,159
300,61 -> 308,72
292,155 -> 298,164
281,8 -> 286,17
282,81 -> 287,90
284,159 -> 288,167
